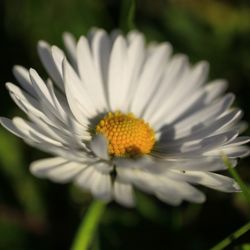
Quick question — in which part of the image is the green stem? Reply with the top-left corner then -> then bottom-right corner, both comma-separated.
120,0 -> 136,32
71,200 -> 106,250
210,221 -> 250,250
222,154 -> 250,204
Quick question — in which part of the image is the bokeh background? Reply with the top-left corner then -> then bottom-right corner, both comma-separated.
0,0 -> 250,249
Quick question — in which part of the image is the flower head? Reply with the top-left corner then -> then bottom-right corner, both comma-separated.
1,28 -> 249,207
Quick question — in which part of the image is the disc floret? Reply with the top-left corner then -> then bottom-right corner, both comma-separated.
96,111 -> 155,157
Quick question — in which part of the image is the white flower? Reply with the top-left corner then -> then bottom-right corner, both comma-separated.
1,28 -> 249,207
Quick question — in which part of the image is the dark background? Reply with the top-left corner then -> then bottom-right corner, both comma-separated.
0,0 -> 250,249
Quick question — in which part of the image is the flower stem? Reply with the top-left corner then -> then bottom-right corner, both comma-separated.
120,0 -> 136,32
71,200 -> 106,250
210,221 -> 250,250
222,154 -> 250,204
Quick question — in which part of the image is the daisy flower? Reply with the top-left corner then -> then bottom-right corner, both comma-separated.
1,28 -> 249,207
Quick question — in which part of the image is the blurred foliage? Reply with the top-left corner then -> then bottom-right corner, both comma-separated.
241,244 -> 250,250
0,0 -> 250,249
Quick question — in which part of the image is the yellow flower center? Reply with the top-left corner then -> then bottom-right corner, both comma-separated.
95,111 -> 155,157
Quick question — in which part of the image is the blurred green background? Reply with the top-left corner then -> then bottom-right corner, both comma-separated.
0,0 -> 250,249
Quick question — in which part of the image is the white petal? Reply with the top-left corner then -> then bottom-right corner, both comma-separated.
149,79 -> 226,130
156,191 -> 182,206
30,157 -> 68,177
110,29 -> 122,43
107,35 -> 127,111
51,45 -> 64,76
168,80 -> 228,127
76,167 -> 97,189
223,136 -> 250,147
203,79 -> 228,103
29,69 -> 54,104
0,117 -> 24,138
130,43 -> 171,117
76,35 -> 108,111
27,113 -> 80,147
122,32 -> 145,112
171,157 -> 237,172
6,82 -> 49,122
116,167 -> 157,194
63,58 -> 97,123
166,94 -> 235,138
30,157 -> 86,183
42,81 -> 90,136
158,109 -> 242,148
76,166 -> 113,201
37,41 -> 64,90
46,79 -> 67,121
13,66 -> 37,97
157,182 -> 206,204
152,88 -> 205,129
91,29 -> 111,107
142,54 -> 188,122
47,162 -> 85,183
6,81 -> 64,131
13,117 -> 62,145
115,156 -> 165,174
90,171 -> 112,201
27,140 -> 88,162
187,61 -> 209,88
117,167 -> 205,204
184,171 -> 240,192
178,184 -> 206,203
90,134 -> 109,160
87,27 -> 99,43
151,61 -> 209,126
156,176 -> 206,204
155,131 -> 232,156
113,181 -> 135,207
63,32 -> 77,67
205,146 -> 250,158
94,162 -> 113,174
